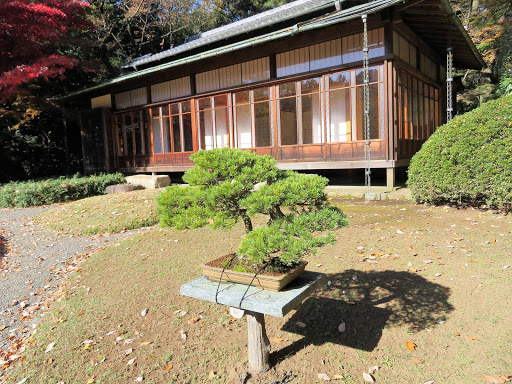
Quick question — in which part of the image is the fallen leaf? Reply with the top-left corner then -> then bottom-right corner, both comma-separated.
270,337 -> 285,343
77,310 -> 85,316
125,348 -> 133,355
338,322 -> 346,333
164,364 -> 173,371
83,344 -> 92,351
296,321 -> 307,328
363,372 -> 375,382
85,377 -> 95,384
140,308 -> 149,316
482,375 -> 511,383
317,373 -> 331,381
180,330 -> 187,340
412,358 -> 422,364
0,325 -> 6,331
140,341 -> 152,346
406,341 -> 416,351
45,342 -> 55,353
209,370 -> 215,380
188,317 -> 200,324
127,357 -> 137,366
368,366 -> 379,374
469,335 -> 479,341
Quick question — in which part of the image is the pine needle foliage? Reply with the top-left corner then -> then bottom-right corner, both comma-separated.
157,148 -> 348,267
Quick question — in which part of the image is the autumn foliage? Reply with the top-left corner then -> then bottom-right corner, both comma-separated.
0,0 -> 93,102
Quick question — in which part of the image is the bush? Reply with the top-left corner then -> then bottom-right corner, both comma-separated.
407,95 -> 512,211
158,148 -> 348,269
0,173 -> 126,208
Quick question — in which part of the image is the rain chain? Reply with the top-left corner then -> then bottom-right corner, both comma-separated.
362,14 -> 371,198
446,47 -> 453,121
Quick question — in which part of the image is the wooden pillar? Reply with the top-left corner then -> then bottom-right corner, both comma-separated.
386,167 -> 395,189
246,311 -> 270,374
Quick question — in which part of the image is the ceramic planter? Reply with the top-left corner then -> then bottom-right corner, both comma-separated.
200,259 -> 307,292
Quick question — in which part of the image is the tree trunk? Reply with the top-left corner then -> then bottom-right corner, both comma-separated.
269,205 -> 285,222
240,210 -> 253,233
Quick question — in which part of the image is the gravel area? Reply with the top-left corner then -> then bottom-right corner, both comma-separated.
0,206 -> 148,350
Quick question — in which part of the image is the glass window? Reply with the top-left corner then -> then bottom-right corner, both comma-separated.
125,114 -> 133,156
182,101 -> 191,113
329,72 -> 350,89
133,112 -> 142,154
171,104 -> 180,115
162,116 -> 170,153
214,95 -> 229,108
117,117 -> 124,156
280,98 -> 297,145
355,66 -> 379,85
356,83 -> 380,140
255,102 -> 271,147
172,115 -> 181,152
199,110 -> 213,150
329,87 -> 351,142
254,87 -> 269,101
143,110 -> 152,155
279,82 -> 296,97
301,77 -> 320,94
235,90 -> 250,104
198,98 -> 211,110
183,114 -> 193,152
236,104 -> 252,148
302,91 -> 322,144
215,107 -> 230,148
152,119 -> 162,154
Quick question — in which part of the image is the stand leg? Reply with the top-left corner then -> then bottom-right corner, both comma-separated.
246,311 -> 270,374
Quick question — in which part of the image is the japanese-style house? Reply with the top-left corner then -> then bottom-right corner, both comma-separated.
64,0 -> 484,187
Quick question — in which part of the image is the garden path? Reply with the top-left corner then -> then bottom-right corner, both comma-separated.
0,206 -> 145,351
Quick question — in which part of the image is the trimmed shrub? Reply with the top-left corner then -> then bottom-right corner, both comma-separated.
0,173 -> 126,208
408,95 -> 512,211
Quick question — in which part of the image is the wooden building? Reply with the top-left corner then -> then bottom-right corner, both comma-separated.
65,0 -> 484,187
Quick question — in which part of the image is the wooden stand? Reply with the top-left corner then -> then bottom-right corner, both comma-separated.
180,271 -> 325,373
247,311 -> 271,373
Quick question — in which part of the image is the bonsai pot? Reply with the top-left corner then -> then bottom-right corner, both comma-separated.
201,255 -> 307,292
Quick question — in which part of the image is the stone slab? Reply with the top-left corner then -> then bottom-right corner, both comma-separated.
126,175 -> 170,189
106,184 -> 141,194
180,271 -> 326,318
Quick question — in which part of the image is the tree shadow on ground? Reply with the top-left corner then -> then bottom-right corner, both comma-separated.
273,269 -> 454,363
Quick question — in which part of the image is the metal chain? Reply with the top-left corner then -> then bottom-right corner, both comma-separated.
362,14 -> 371,196
446,48 -> 453,121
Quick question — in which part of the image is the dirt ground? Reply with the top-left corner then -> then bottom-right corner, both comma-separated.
3,199 -> 512,384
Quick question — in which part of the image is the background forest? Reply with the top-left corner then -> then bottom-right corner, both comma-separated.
0,0 -> 510,183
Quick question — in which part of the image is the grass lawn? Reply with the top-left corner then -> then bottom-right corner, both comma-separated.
36,189 -> 162,235
4,198 -> 512,384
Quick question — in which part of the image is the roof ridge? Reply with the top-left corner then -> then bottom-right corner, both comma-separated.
126,0 -> 334,68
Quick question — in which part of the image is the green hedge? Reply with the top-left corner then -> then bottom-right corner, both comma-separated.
0,173 -> 126,208
407,95 -> 512,211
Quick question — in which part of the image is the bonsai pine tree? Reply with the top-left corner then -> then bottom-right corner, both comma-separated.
157,148 -> 348,271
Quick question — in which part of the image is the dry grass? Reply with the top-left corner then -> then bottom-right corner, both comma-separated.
5,199 -> 512,384
36,189 -> 162,235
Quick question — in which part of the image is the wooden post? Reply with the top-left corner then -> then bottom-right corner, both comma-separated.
246,311 -> 270,374
386,167 -> 395,189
